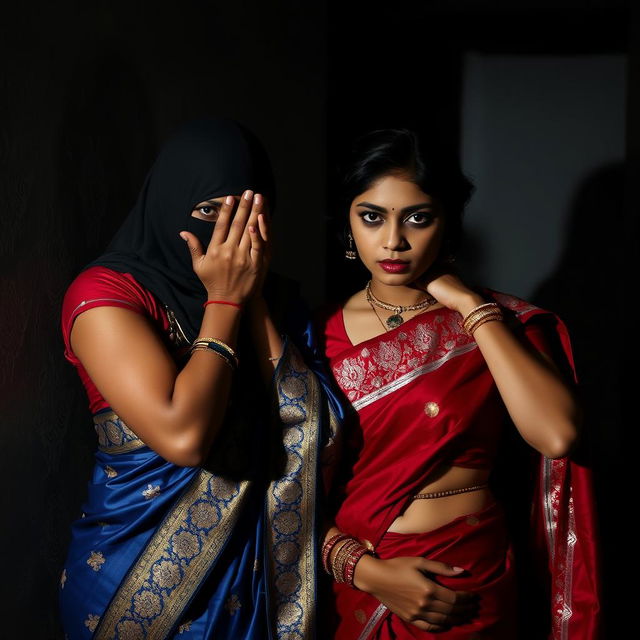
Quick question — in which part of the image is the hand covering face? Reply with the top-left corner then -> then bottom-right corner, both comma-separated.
86,117 -> 275,341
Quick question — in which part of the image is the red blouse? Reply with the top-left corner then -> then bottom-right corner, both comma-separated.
60,266 -> 171,413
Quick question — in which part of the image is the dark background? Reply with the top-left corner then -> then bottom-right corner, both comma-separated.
0,0 -> 632,637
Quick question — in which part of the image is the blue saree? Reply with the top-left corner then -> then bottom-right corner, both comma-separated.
59,326 -> 344,640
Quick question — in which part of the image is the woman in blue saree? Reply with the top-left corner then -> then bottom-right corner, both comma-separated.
58,118 -> 342,639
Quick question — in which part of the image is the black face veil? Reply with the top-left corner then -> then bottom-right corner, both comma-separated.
85,117 -> 275,341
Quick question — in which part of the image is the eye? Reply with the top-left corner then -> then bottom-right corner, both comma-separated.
405,212 -> 435,226
359,211 -> 382,224
199,206 -> 216,217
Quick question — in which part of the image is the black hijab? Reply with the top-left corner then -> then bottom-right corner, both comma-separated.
85,117 -> 275,342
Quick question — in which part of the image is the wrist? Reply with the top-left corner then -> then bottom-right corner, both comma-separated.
456,293 -> 487,317
352,554 -> 380,593
204,296 -> 243,309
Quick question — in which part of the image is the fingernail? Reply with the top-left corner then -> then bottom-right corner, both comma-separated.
179,233 -> 187,241
254,193 -> 262,204
225,195 -> 234,205
244,190 -> 253,200
453,566 -> 464,572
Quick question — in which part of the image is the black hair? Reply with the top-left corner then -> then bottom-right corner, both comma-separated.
339,128 -> 474,258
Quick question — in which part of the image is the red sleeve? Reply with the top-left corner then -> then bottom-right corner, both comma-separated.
60,266 -> 170,413
60,266 -> 153,365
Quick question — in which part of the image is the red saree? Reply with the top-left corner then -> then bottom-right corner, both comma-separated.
318,291 -> 601,639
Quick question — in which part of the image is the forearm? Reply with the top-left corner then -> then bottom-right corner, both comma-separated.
247,297 -> 284,382
460,294 -> 579,458
165,303 -> 242,464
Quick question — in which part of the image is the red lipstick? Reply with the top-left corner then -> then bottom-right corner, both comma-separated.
378,260 -> 410,273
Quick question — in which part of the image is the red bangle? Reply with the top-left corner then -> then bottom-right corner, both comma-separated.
203,300 -> 243,310
322,533 -> 349,575
344,546 -> 370,587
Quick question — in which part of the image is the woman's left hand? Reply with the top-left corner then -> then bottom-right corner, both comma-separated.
419,271 -> 485,317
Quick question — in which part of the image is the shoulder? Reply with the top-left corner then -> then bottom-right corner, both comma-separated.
61,266 -> 166,350
62,267 -> 148,323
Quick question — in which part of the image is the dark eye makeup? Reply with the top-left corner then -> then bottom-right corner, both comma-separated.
357,210 -> 435,227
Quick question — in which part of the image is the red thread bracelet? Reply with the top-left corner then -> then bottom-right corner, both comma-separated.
203,300 -> 243,310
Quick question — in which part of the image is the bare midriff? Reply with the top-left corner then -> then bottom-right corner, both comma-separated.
386,465 -> 493,534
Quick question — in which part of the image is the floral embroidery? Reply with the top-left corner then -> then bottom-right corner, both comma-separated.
334,358 -> 366,391
333,294 -> 539,406
178,620 -> 192,633
142,484 -> 161,500
225,594 -> 241,616
60,568 -> 67,589
84,614 -> 100,632
104,465 -> 118,478
333,310 -> 470,403
87,551 -> 105,572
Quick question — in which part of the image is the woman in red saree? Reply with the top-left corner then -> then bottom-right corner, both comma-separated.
317,129 -> 600,639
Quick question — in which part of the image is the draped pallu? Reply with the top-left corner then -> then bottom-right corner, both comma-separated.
320,292 -> 600,639
59,335 -> 343,640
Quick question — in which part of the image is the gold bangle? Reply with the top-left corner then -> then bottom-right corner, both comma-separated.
464,309 -> 503,335
191,337 -> 239,368
462,303 -> 499,327
462,303 -> 503,335
191,337 -> 238,359
467,314 -> 503,336
190,345 -> 235,370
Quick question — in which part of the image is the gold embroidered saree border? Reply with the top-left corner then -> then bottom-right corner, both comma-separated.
266,340 -> 321,640
94,469 -> 250,639
94,411 -> 146,454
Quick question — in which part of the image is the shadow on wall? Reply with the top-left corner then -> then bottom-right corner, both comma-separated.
0,42 -> 156,636
533,161 -> 624,633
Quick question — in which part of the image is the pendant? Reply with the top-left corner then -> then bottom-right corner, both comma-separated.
386,314 -> 404,329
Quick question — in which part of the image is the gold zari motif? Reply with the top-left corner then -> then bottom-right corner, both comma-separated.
85,614 -> 100,632
87,551 -> 105,572
94,412 -> 146,454
177,620 -> 192,633
142,484 -> 161,500
225,594 -> 242,616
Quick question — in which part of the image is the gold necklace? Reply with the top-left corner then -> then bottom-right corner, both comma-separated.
367,298 -> 390,332
365,280 -> 436,329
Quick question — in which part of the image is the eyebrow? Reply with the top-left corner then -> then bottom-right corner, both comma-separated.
356,201 -> 434,214
195,199 -> 223,207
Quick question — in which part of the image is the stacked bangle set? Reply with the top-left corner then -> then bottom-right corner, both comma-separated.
322,533 -> 372,587
190,338 -> 238,370
462,302 -> 503,336
189,299 -> 241,370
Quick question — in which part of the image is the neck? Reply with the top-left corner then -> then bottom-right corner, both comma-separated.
368,279 -> 429,307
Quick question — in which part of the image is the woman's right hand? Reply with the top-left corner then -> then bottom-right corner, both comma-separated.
180,190 -> 265,304
354,555 -> 479,632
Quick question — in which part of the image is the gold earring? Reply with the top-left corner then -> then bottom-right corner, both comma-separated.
345,233 -> 357,260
